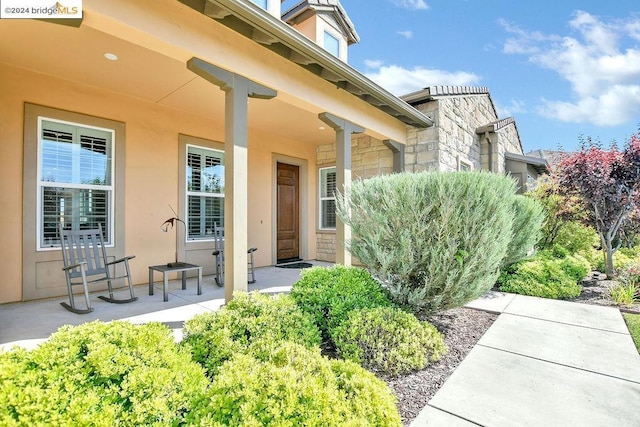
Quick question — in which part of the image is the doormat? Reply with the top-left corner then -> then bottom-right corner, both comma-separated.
276,262 -> 314,269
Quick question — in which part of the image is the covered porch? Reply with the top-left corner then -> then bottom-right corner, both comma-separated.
0,262 -> 331,351
0,0 -> 427,306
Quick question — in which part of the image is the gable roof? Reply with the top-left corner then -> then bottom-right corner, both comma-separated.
282,0 -> 359,45
178,0 -> 431,128
401,86 -> 498,118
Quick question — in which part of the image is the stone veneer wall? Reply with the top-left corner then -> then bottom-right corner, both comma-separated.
406,94 -> 500,172
495,122 -> 523,173
315,135 -> 394,261
314,93 -> 524,261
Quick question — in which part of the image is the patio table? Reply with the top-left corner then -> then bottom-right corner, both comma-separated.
148,263 -> 202,302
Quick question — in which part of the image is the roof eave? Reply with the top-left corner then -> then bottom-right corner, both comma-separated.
179,0 -> 431,128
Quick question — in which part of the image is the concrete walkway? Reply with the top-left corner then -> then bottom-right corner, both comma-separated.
414,292 -> 640,427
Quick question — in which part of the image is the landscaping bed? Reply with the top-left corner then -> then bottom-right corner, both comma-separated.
385,307 -> 497,425
570,272 -> 640,314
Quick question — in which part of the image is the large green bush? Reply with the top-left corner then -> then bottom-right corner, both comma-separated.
289,265 -> 393,340
182,292 -> 321,377
503,195 -> 545,266
337,171 -> 535,313
333,306 -> 446,376
188,341 -> 401,426
0,321 -> 208,426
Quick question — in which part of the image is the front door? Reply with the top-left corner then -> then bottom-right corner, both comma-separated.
276,162 -> 299,262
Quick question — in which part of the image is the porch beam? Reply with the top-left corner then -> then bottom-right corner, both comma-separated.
383,139 -> 405,172
318,112 -> 364,266
187,57 -> 276,303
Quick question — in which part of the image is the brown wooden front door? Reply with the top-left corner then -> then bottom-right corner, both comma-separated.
277,162 -> 299,262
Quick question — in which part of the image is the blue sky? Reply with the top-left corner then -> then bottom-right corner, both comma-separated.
284,0 -> 640,153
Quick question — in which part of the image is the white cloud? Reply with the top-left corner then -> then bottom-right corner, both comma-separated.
501,11 -> 640,126
390,0 -> 429,11
499,18 -> 560,54
397,30 -> 413,39
364,59 -> 384,69
364,62 -> 481,96
496,99 -> 527,118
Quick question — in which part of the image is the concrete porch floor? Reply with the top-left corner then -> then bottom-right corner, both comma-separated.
0,262 -> 331,351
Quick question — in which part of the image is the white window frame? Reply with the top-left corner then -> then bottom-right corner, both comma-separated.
250,0 -> 267,9
457,156 -> 472,172
185,143 -> 225,242
36,117 -> 115,251
318,19 -> 345,60
319,166 -> 337,230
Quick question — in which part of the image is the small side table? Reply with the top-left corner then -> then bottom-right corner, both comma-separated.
148,263 -> 203,302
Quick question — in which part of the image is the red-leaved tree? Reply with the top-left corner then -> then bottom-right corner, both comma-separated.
555,132 -> 640,276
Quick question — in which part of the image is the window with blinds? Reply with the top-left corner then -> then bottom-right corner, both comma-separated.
38,118 -> 113,248
319,166 -> 337,229
186,145 -> 224,240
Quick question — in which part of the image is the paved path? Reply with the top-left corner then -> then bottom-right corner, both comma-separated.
413,292 -> 640,426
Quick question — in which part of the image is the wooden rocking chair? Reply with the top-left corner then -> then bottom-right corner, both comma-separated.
59,224 -> 138,314
212,223 -> 257,287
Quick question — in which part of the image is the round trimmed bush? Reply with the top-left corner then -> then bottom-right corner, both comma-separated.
188,341 -> 401,426
182,292 -> 321,377
333,307 -> 447,376
0,321 -> 209,426
289,265 -> 394,340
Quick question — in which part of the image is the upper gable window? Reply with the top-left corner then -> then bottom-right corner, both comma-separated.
250,0 -> 267,9
323,31 -> 340,57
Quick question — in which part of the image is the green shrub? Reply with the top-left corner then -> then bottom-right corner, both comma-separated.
497,256 -> 582,299
558,253 -> 591,281
182,292 -> 321,377
609,282 -> 638,307
503,195 -> 545,266
337,171 -> 527,313
553,221 -> 599,254
188,341 -> 401,426
333,307 -> 447,376
537,249 -> 591,282
0,321 -> 208,426
289,265 -> 393,339
595,248 -> 639,274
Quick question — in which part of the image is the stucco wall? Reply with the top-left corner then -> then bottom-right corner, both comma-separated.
0,64 -> 318,303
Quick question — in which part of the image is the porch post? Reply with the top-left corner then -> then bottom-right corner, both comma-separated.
383,139 -> 405,172
318,112 -> 364,266
187,57 -> 276,303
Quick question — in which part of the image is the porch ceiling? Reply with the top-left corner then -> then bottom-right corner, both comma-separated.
0,19 -> 334,145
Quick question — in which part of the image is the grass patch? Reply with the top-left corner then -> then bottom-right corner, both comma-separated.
623,313 -> 640,354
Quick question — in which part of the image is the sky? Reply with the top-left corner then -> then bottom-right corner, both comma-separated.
283,0 -> 640,153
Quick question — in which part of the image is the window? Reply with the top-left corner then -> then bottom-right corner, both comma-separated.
323,31 -> 340,57
38,118 -> 114,248
186,145 -> 224,240
319,166 -> 337,229
250,0 -> 267,8
457,156 -> 472,172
